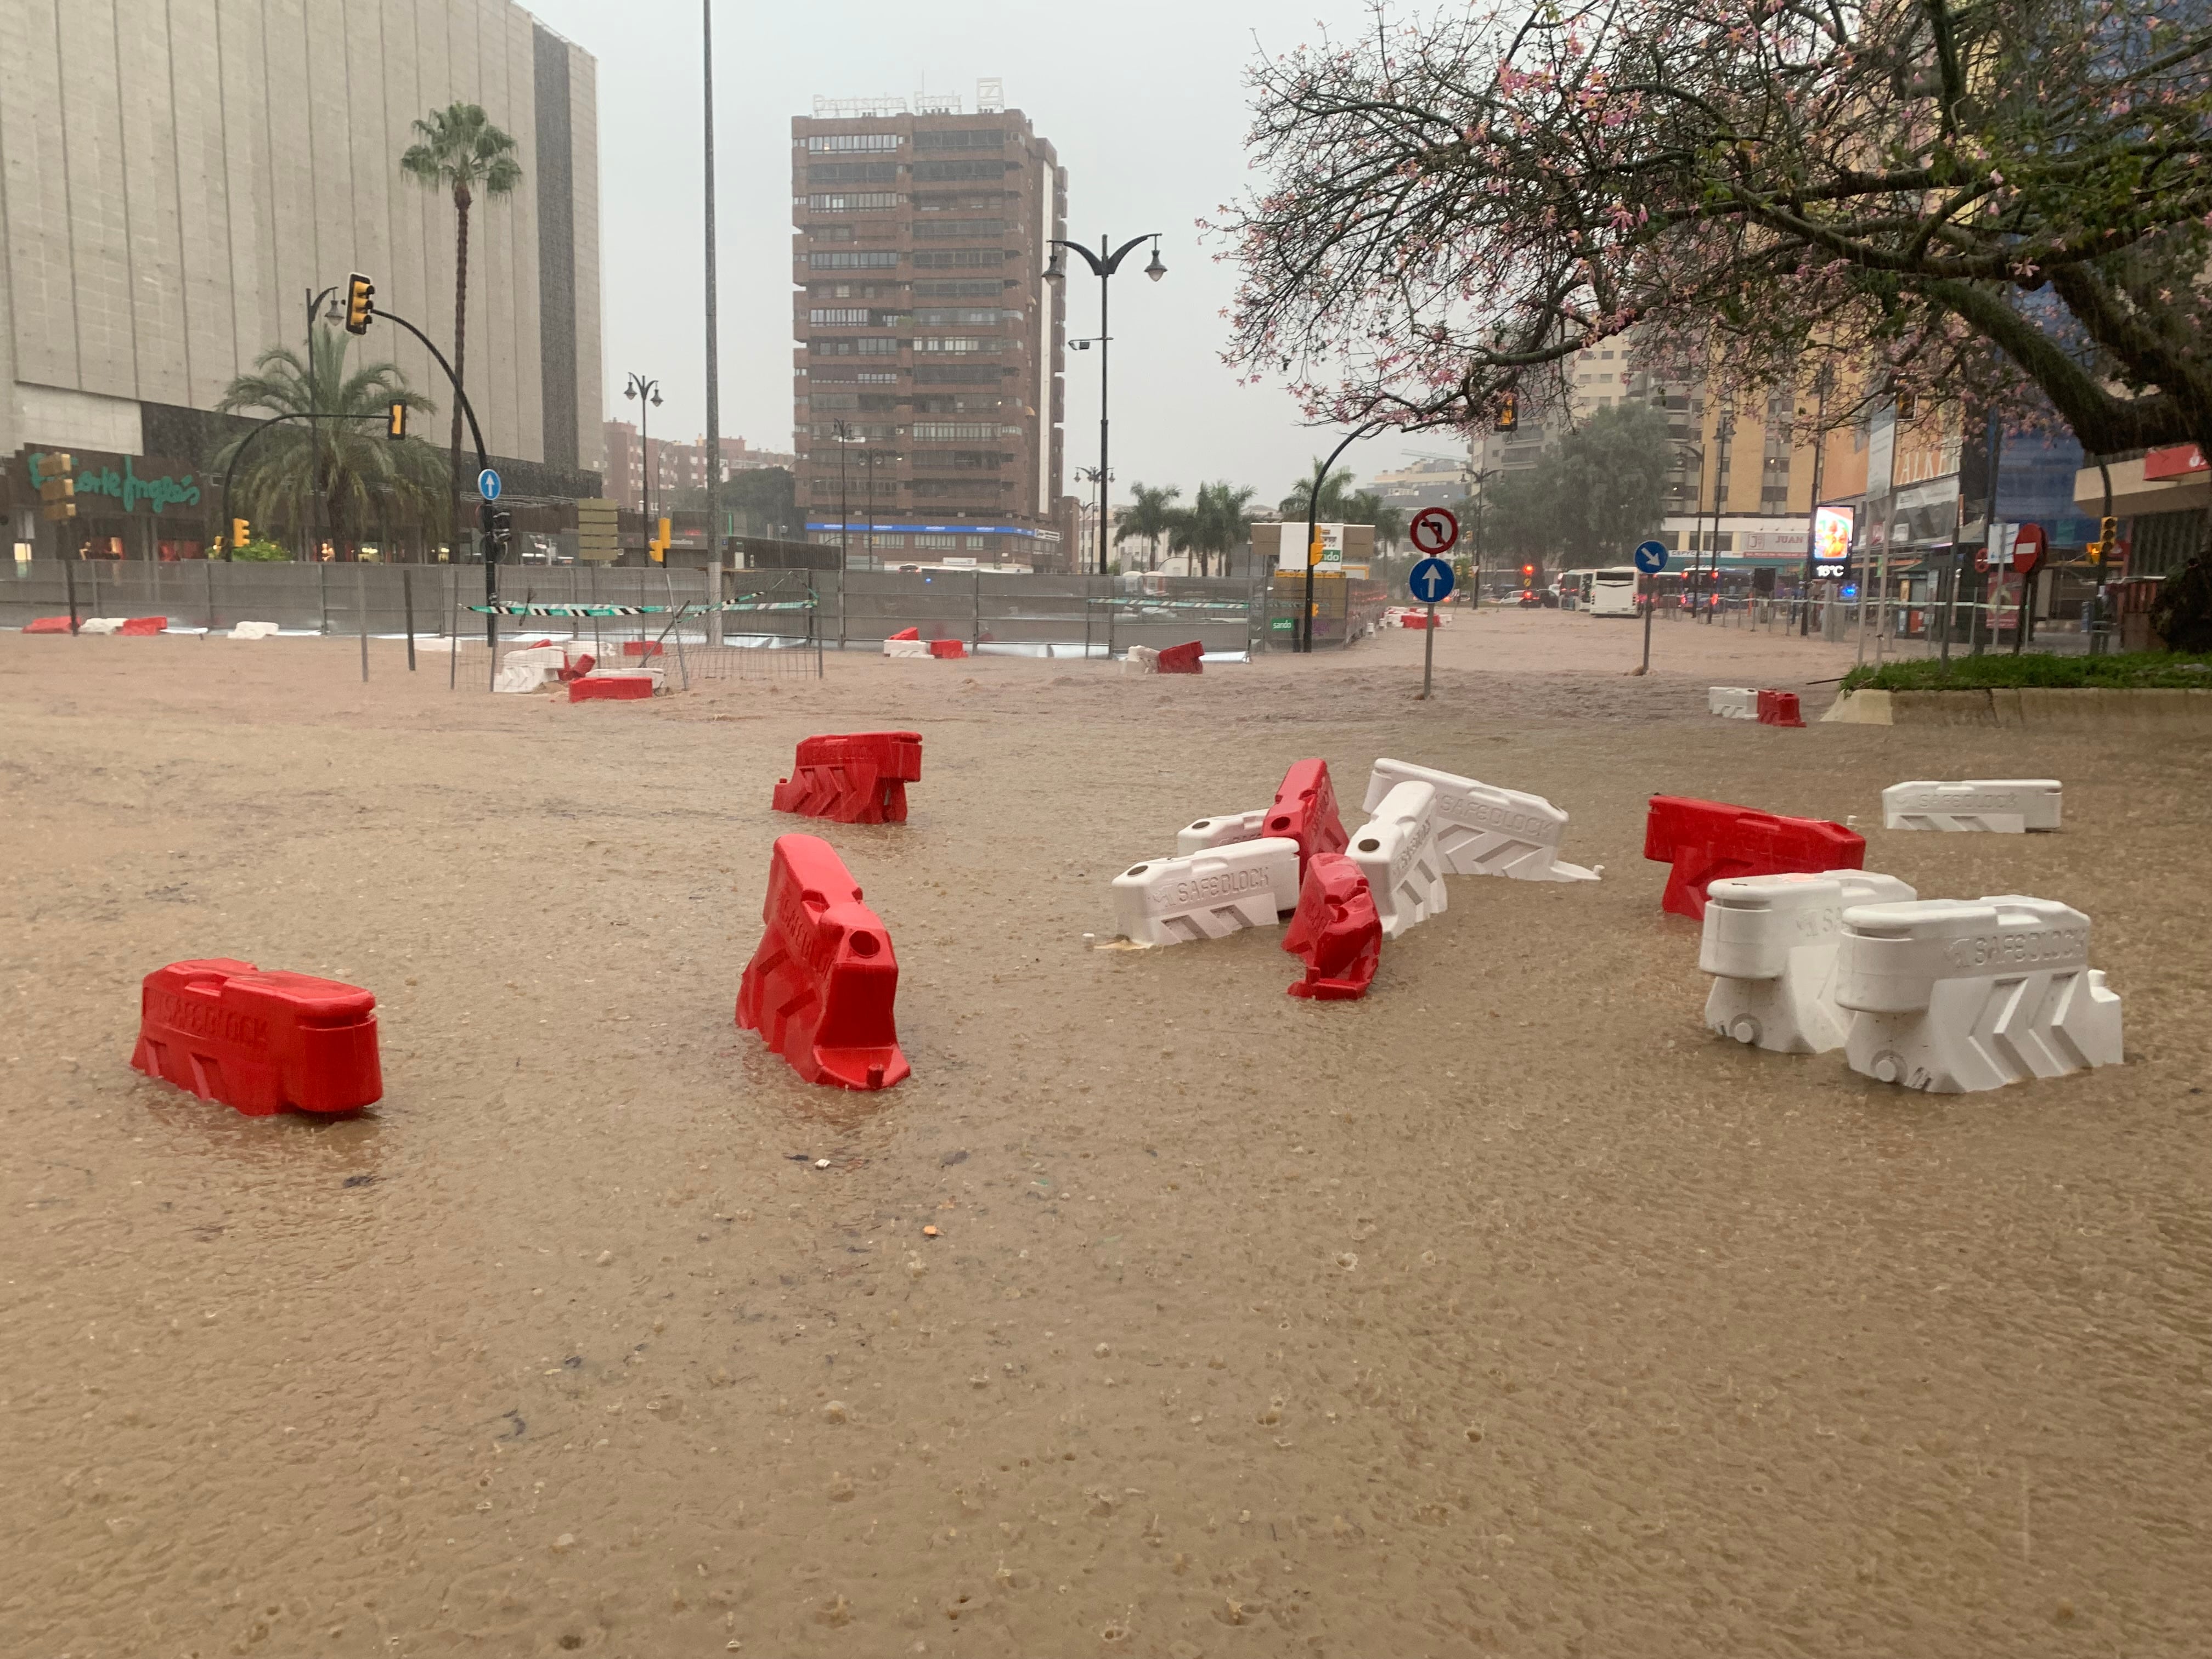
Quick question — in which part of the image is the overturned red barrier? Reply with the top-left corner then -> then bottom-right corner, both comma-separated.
23,616 -> 73,634
1756,689 -> 1806,727
556,652 -> 596,681
1644,795 -> 1863,921
888,626 -> 920,641
1282,853 -> 1381,1000
928,638 -> 967,659
119,617 -> 167,636
131,959 -> 381,1116
569,673 -> 654,702
737,834 -> 909,1090
1156,641 -> 1204,674
772,730 -> 923,825
1263,757 -> 1350,877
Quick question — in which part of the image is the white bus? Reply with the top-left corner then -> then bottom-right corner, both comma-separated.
1585,566 -> 1641,617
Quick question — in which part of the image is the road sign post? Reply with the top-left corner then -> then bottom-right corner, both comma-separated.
1633,540 -> 1669,674
1408,534 -> 1458,701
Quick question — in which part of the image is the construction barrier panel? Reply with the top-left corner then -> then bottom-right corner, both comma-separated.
883,637 -> 930,658
888,626 -> 920,640
78,617 -> 126,635
736,833 -> 910,1090
1282,852 -> 1382,1000
1156,641 -> 1204,674
131,958 -> 382,1116
928,638 -> 967,659
622,640 -> 665,658
1708,687 -> 1757,719
1400,611 -> 1437,629
1700,870 -> 1918,1052
1262,758 -> 1350,877
23,616 -> 72,634
1123,646 -> 1160,674
569,672 -> 657,702
1756,689 -> 1807,727
1347,780 -> 1448,939
1176,807 -> 1269,856
1363,759 -> 1598,883
1644,795 -> 1865,921
119,616 -> 167,636
1836,895 -> 2122,1092
495,645 -> 569,693
230,621 -> 280,640
772,731 -> 923,825
1110,837 -> 1300,946
1882,779 -> 2063,833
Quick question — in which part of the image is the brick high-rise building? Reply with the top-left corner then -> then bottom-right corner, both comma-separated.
791,89 -> 1066,567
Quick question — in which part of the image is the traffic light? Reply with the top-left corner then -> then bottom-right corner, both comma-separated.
487,508 -> 514,546
232,518 -> 250,549
2087,515 -> 2119,565
649,516 -> 673,563
1496,392 -> 1519,434
1308,531 -> 1325,567
386,401 -> 407,440
344,272 -> 375,335
37,453 -> 76,522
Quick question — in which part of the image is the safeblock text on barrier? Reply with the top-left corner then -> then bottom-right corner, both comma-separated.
1347,780 -> 1448,939
1882,779 -> 2062,833
1110,839 -> 1301,946
736,834 -> 910,1090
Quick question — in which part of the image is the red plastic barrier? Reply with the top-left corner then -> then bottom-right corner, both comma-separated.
569,674 -> 654,702
772,730 -> 923,825
928,638 -> 967,659
1156,641 -> 1204,674
131,958 -> 381,1116
1400,612 -> 1436,629
1263,757 -> 1350,876
119,617 -> 167,636
888,626 -> 920,641
23,616 -> 73,634
1643,795 -> 1864,920
622,640 -> 664,658
1281,853 -> 1381,1000
556,653 -> 596,681
1756,689 -> 1806,727
736,834 -> 909,1090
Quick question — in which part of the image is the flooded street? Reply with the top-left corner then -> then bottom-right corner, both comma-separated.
5,612 -> 2209,1657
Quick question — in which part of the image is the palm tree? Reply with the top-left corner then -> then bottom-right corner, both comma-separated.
1279,463 -> 1361,523
400,103 -> 522,542
1191,481 -> 1259,577
1114,482 -> 1182,570
213,330 -> 445,559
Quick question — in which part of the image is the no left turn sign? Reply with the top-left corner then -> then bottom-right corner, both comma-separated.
1409,506 -> 1459,555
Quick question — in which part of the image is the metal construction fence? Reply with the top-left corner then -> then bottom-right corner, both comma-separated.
0,561 -> 1297,662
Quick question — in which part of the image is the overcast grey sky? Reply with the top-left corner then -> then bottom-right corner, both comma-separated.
520,0 -> 1460,502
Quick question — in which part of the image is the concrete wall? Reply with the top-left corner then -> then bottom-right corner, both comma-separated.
0,0 -> 601,477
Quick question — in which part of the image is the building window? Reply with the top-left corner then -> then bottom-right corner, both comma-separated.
912,249 -> 1005,268
807,251 -> 900,269
804,192 -> 900,212
912,129 -> 1006,151
808,163 -> 899,186
965,535 -> 989,549
915,337 -> 998,354
912,219 -> 1005,239
913,280 -> 1005,298
913,307 -> 1008,326
913,533 -> 961,549
808,308 -> 872,325
807,133 -> 902,152
912,160 -> 1008,183
911,422 -> 1001,440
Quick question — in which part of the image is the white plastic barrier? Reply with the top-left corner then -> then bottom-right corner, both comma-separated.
1123,646 -> 1160,674
1346,780 -> 1448,939
1882,778 -> 2062,833
1708,686 -> 1757,719
1175,808 -> 1268,856
1363,759 -> 1598,883
228,620 -> 281,640
883,637 -> 930,658
493,645 -> 568,694
77,617 -> 126,635
1836,895 -> 2122,1092
1110,838 -> 1301,946
1701,871 -> 1918,1052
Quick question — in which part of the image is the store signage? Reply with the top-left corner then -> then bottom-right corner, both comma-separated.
17,448 -> 202,515
2143,443 -> 2208,481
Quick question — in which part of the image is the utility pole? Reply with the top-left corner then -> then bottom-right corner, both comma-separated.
702,0 -> 721,635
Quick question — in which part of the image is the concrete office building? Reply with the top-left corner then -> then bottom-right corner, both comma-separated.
790,86 -> 1068,566
1,0 -> 602,559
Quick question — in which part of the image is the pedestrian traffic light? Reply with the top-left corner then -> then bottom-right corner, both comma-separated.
386,401 -> 407,440
344,272 -> 375,335
1496,392 -> 1519,434
232,518 -> 250,549
649,516 -> 673,563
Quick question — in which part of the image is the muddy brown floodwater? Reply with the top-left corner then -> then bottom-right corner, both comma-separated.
3,610 -> 2208,1658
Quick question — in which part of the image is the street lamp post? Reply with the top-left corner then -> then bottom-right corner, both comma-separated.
1299,420 -> 1382,653
624,373 -> 662,561
302,285 -> 343,563
1045,233 -> 1165,576
831,419 -> 859,568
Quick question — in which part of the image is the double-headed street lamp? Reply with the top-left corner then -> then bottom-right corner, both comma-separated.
623,373 -> 663,558
1046,234 -> 1165,575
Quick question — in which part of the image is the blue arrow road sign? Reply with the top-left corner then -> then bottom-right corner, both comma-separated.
1408,557 -> 1456,604
478,468 -> 503,502
1633,539 -> 1669,574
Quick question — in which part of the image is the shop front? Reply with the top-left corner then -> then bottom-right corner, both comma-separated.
5,446 -> 216,560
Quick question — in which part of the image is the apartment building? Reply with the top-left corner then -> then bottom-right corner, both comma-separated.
789,87 -> 1067,566
602,422 -> 793,514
